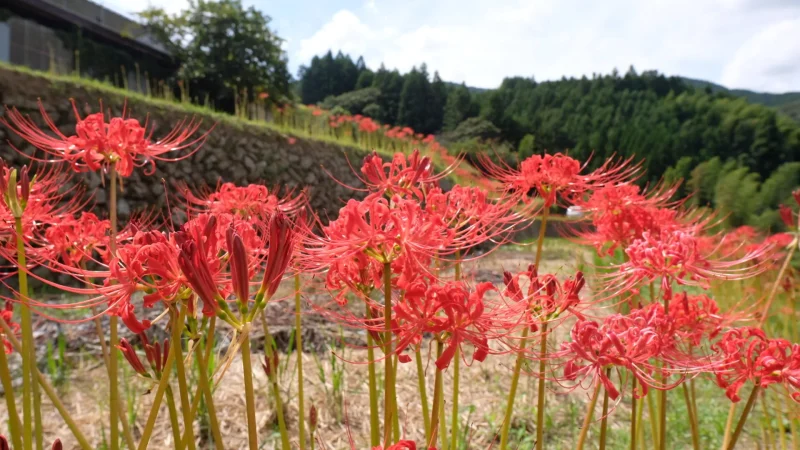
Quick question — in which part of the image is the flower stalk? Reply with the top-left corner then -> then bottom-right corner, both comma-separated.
295,274 -> 307,450
575,382 -> 601,450
240,331 -> 259,450
0,335 -> 23,450
501,207 -> 549,450
367,304 -> 380,446
383,261 -> 396,440
598,369 -> 612,450
726,385 -> 761,450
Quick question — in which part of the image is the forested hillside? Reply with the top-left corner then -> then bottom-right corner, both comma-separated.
297,52 -> 800,230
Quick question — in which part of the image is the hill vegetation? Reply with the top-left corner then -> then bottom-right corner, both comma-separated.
298,54 -> 800,231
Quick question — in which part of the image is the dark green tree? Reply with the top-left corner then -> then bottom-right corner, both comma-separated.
443,83 -> 478,131
372,65 -> 404,124
397,66 -> 434,133
139,0 -> 291,111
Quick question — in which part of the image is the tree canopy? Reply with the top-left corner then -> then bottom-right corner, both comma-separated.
139,0 -> 291,112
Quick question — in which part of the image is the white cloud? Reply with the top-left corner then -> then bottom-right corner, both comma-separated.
296,0 -> 800,92
298,10 -> 383,62
721,19 -> 800,92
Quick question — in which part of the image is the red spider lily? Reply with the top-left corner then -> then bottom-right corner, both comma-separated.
501,265 -> 585,332
1,300 -> 19,354
178,181 -> 306,221
755,340 -> 800,402
668,292 -> 725,347
41,212 -> 111,266
353,150 -> 452,199
711,327 -> 768,402
323,252 -> 384,305
425,185 -> 527,254
556,308 -> 676,400
605,228 -> 768,302
712,327 -> 800,402
480,153 -> 640,207
2,99 -> 210,177
571,182 -> 686,254
393,279 -> 498,370
1,160 -> 84,240
306,195 -> 453,272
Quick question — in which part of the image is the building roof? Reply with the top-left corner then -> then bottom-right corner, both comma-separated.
9,0 -> 171,61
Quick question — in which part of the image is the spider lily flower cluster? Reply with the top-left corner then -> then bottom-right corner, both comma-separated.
0,99 -> 798,450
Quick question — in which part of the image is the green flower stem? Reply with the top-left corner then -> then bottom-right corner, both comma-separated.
575,382 -> 601,450
14,217 -> 34,450
438,350 -> 448,450
392,354 -> 400,442
535,321 -> 549,450
533,208 -> 550,450
646,390 -> 659,447
295,274 -> 307,450
137,306 -> 182,450
383,262 -> 395,441
0,336 -> 23,450
500,326 -> 529,450
108,168 -> 121,450
165,386 -> 183,448
727,385 -> 760,450
416,349 -> 431,441
240,333 -> 259,450
659,291 -> 669,450
173,305 -> 197,450
195,316 -> 224,450
631,377 -> 638,450
366,304 -> 380,447
599,369 -> 612,450
682,383 -> 699,450
428,341 -> 445,449
261,318 -> 290,450
502,208 -> 549,450
450,347 -> 461,450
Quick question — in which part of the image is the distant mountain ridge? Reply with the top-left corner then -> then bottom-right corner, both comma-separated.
681,77 -> 800,121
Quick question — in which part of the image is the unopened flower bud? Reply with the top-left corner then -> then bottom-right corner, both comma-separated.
51,439 -> 63,450
262,350 -> 279,378
118,338 -> 147,375
203,215 -> 218,239
20,165 -> 30,204
793,189 -> 800,207
0,434 -> 9,450
178,241 -> 221,317
260,212 -> 296,298
309,404 -> 318,430
227,226 -> 250,302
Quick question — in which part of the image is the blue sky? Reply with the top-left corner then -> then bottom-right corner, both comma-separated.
101,0 -> 800,93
